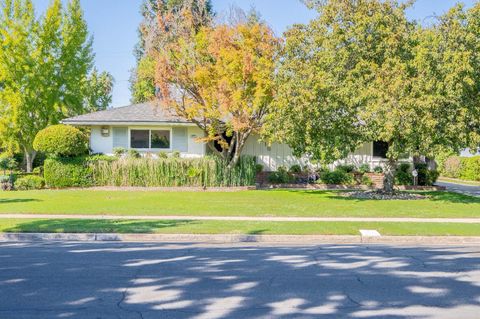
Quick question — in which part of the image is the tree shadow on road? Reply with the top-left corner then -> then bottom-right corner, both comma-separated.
1,242 -> 480,318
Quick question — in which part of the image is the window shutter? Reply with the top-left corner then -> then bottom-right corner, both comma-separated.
172,127 -> 188,152
112,127 -> 128,149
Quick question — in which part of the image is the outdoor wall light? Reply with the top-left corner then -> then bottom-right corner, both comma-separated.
101,126 -> 110,137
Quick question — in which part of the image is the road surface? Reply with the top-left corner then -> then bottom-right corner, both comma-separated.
1,242 -> 480,318
437,181 -> 480,197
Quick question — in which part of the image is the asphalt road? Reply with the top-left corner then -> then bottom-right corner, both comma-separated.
1,242 -> 480,319
436,181 -> 480,197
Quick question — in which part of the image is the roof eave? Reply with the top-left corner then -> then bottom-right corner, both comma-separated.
61,120 -> 197,126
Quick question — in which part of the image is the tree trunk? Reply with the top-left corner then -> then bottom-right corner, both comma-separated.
227,132 -> 249,169
383,158 -> 397,194
24,148 -> 37,173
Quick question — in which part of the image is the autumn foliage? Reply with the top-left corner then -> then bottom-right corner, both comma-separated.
150,6 -> 280,166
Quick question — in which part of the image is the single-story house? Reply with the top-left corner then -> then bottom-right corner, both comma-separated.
63,102 -> 394,171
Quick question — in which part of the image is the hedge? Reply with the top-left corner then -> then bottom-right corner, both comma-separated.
441,156 -> 480,181
44,157 -> 94,188
43,155 -> 257,188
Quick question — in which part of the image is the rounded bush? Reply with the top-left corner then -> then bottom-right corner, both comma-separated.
15,175 -> 45,190
319,170 -> 353,185
33,125 -> 88,157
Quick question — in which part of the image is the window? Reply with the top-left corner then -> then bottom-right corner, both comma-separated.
130,129 -> 170,149
151,130 -> 170,148
373,141 -> 389,158
130,130 -> 149,148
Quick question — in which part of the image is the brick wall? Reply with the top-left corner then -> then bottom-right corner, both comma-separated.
366,173 -> 384,189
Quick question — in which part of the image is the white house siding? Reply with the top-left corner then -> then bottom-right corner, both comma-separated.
90,126 -> 113,154
186,126 -> 206,158
88,125 -> 205,157
243,135 -> 377,172
243,135 -> 306,171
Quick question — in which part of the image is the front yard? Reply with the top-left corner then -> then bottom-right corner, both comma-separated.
0,189 -> 479,218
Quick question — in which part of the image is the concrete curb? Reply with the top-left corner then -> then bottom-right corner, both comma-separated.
2,232 -> 480,245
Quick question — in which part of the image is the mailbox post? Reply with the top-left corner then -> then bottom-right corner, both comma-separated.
412,169 -> 418,186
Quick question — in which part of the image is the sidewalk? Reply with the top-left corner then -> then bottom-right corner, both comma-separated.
1,213 -> 480,223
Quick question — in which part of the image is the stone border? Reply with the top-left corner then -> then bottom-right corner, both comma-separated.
2,232 -> 480,245
257,184 -> 446,191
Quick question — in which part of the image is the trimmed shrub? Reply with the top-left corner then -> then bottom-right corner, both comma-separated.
417,163 -> 440,186
319,170 -> 353,185
289,164 -> 302,173
443,156 -> 462,178
33,125 -> 88,157
15,175 -> 45,190
255,164 -> 264,173
395,163 -> 412,185
358,164 -> 371,174
460,156 -> 480,181
44,157 -> 93,188
87,154 -> 117,162
268,166 -> 294,184
373,166 -> 384,173
336,164 -> 355,173
361,175 -> 374,187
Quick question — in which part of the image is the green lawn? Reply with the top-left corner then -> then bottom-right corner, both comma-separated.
0,218 -> 479,236
0,189 -> 479,218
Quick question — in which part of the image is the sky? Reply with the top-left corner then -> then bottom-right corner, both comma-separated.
33,0 -> 477,108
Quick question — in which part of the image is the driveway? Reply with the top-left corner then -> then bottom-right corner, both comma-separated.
437,181 -> 480,197
1,242 -> 480,318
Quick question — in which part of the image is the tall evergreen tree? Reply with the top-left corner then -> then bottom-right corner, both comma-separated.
130,0 -> 214,103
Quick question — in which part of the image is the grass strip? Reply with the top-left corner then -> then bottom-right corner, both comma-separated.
1,190 -> 480,218
0,219 -> 480,236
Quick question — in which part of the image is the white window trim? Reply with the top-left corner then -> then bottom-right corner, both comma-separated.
128,127 -> 173,151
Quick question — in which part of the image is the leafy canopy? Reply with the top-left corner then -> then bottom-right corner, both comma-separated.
269,0 -> 480,164
155,19 -> 280,165
0,0 -> 113,171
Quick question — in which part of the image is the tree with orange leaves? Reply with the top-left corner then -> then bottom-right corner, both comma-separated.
154,14 -> 280,167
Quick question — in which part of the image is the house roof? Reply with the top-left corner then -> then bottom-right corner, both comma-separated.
62,102 -> 194,126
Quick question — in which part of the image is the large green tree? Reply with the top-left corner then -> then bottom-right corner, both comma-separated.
130,0 -> 214,103
0,0 -> 113,171
269,0 -> 480,192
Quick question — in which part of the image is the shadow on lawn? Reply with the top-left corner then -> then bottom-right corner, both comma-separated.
0,198 -> 41,204
4,219 -> 197,234
289,189 -> 480,204
1,242 -> 479,318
